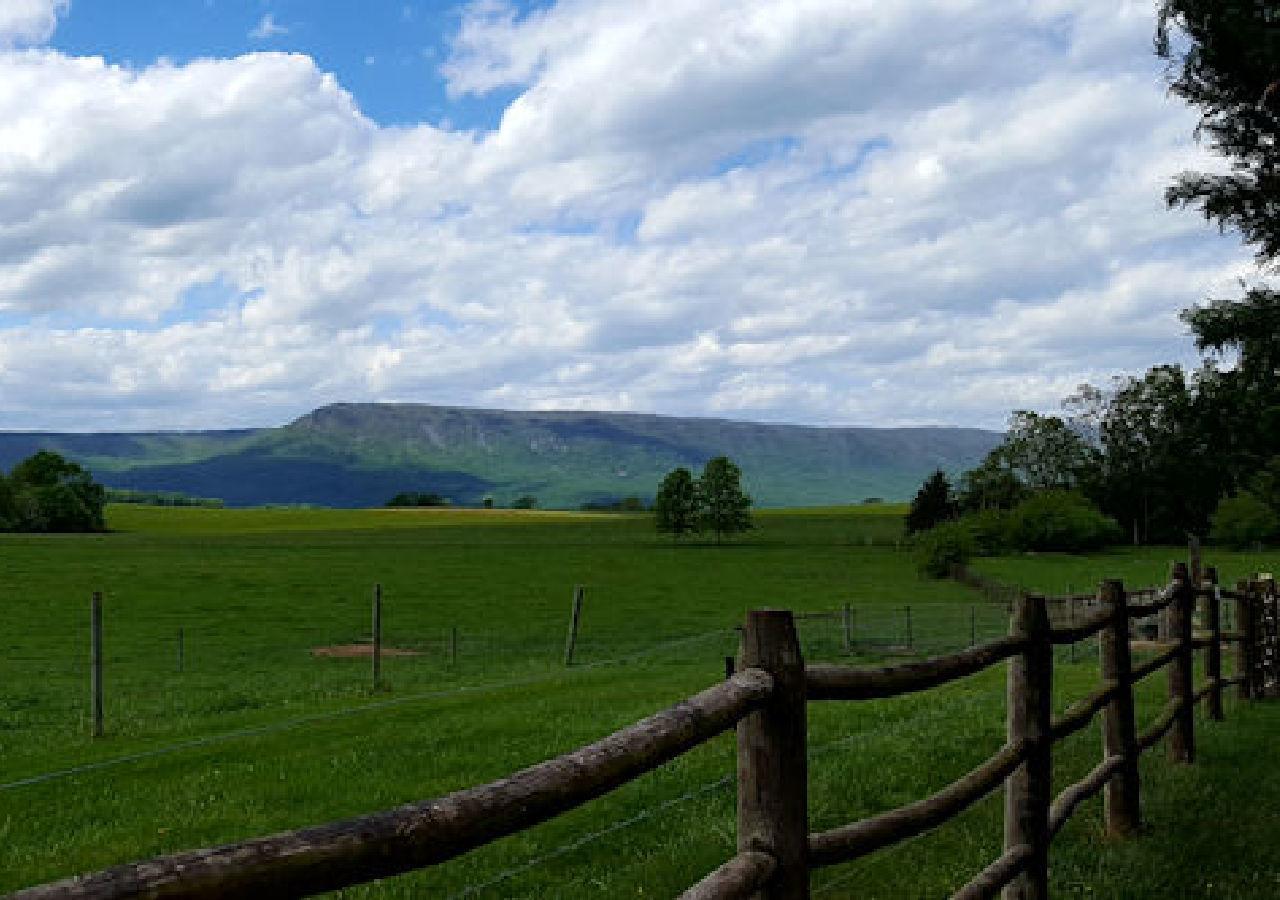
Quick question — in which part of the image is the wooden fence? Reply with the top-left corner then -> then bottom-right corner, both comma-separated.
14,566 -> 1279,900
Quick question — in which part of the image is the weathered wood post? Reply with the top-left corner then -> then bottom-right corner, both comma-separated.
1098,580 -> 1140,837
1264,581 -> 1274,691
738,610 -> 807,899
1168,563 -> 1194,764
1236,579 -> 1254,701
841,603 -> 852,655
564,586 -> 585,667
91,591 -> 103,738
372,583 -> 382,691
904,605 -> 913,650
1003,593 -> 1051,900
970,605 -> 977,648
1189,536 -> 1202,620
1205,566 -> 1223,721
177,626 -> 185,674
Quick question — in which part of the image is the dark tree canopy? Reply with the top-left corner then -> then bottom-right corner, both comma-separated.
906,470 -> 956,534
1157,2 -> 1280,262
1,450 -> 106,533
653,467 -> 700,539
698,456 -> 753,542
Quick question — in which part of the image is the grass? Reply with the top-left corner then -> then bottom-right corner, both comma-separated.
2,505 -> 1278,897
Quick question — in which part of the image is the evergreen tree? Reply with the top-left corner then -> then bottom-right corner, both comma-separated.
1157,2 -> 1280,263
906,470 -> 956,534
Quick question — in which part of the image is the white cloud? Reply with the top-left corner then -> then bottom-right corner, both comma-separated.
0,0 -> 67,47
0,0 -> 1258,431
249,13 -> 288,41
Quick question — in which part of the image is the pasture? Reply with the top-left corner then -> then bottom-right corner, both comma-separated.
2,505 -> 1278,897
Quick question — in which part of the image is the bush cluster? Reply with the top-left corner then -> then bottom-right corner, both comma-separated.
913,490 -> 1121,576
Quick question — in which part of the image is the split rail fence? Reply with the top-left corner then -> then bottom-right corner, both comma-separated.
15,565 -> 1280,900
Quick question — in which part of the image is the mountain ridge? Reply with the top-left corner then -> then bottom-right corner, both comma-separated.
0,403 -> 1002,508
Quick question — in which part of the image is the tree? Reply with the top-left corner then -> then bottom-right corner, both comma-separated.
3,450 -> 105,533
512,495 -> 538,509
653,467 -> 700,540
906,470 -> 956,534
698,456 -> 752,543
986,411 -> 1101,492
1157,3 -> 1280,263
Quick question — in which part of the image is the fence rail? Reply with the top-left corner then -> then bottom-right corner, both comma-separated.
14,566 -> 1280,900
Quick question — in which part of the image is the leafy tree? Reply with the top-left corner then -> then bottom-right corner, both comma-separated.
653,467 -> 701,540
1181,287 -> 1280,485
512,495 -> 538,509
905,470 -> 956,534
1094,366 -> 1218,543
3,450 -> 105,533
956,457 -> 1026,513
987,411 -> 1101,492
1157,2 -> 1280,263
1210,491 -> 1279,549
698,456 -> 752,543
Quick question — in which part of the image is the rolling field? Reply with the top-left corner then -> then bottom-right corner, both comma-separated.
2,505 -> 1278,897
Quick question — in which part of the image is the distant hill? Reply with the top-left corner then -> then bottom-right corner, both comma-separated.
0,403 -> 1001,509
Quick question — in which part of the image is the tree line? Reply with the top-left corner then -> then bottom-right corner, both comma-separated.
910,5 -> 1280,570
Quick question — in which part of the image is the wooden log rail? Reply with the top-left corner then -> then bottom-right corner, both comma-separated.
12,670 -> 776,900
17,561 -> 1277,900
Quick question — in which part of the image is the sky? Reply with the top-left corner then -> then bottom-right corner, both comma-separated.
0,0 -> 1260,432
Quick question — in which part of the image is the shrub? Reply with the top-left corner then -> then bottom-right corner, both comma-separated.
1210,492 -> 1278,549
1004,490 -> 1121,552
915,521 -> 975,578
960,508 -> 1010,555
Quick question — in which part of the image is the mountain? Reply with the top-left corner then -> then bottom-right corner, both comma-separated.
0,403 -> 1002,508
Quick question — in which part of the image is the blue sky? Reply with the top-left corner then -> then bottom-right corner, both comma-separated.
0,1 -> 1257,431
50,0 -> 523,128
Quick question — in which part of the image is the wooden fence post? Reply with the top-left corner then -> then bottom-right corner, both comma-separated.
737,610 -> 807,899
1098,580 -> 1140,837
564,586 -> 585,667
1168,563 -> 1194,764
1205,567 -> 1223,721
841,603 -> 852,655
177,626 -> 185,674
904,605 -> 913,650
1267,579 -> 1279,693
91,591 -> 103,739
1237,580 -> 1254,701
372,584 -> 382,690
1003,594 -> 1051,900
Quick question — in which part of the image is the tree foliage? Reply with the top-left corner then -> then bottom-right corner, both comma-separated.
653,467 -> 700,539
0,450 -> 105,533
906,470 -> 956,534
1210,491 -> 1279,549
385,491 -> 450,508
698,456 -> 752,542
653,457 -> 752,543
1157,2 -> 1280,263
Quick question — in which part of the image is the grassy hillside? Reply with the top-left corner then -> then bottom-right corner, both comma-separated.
2,506 -> 1278,897
0,403 -> 1001,508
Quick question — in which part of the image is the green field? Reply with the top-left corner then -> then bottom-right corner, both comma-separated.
2,505 -> 1277,897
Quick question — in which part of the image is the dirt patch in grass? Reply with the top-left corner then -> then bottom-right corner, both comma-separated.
311,644 -> 421,658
